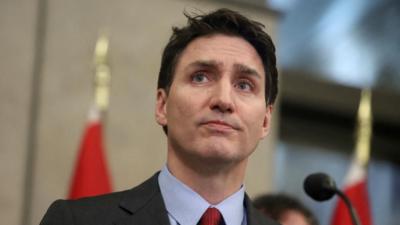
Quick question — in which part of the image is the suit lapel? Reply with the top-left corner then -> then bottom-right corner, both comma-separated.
112,174 -> 278,225
114,172 -> 170,225
245,194 -> 279,225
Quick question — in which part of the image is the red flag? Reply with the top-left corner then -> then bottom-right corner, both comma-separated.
330,160 -> 372,225
68,106 -> 112,199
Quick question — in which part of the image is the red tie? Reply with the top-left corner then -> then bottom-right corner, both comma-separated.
198,207 -> 223,225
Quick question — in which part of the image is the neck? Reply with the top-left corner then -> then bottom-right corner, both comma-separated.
167,152 -> 248,205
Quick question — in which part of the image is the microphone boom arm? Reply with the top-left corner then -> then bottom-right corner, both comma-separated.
334,188 -> 361,225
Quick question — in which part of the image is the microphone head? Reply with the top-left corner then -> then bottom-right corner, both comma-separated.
303,173 -> 337,201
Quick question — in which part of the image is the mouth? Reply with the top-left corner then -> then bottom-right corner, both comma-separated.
201,120 -> 239,132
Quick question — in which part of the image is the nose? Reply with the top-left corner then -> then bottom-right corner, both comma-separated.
209,81 -> 234,114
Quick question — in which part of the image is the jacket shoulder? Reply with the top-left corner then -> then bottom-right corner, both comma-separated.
40,190 -> 130,225
40,173 -> 163,225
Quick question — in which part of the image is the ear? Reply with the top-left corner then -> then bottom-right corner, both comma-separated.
260,105 -> 273,139
155,89 -> 168,126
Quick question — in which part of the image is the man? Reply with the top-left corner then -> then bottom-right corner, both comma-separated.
40,8 -> 279,225
254,194 -> 319,225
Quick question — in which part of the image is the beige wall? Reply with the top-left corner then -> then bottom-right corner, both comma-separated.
0,1 -> 279,225
0,0 -> 38,225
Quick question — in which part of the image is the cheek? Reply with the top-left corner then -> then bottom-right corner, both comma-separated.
244,106 -> 267,135
167,92 -> 196,121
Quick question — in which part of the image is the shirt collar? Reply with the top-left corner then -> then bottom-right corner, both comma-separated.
158,166 -> 245,225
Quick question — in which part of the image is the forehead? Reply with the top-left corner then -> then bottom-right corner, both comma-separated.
175,34 -> 265,78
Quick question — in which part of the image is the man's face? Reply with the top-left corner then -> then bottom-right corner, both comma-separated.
280,210 -> 310,225
156,34 -> 272,168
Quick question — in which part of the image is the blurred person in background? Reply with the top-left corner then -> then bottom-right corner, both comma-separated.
254,193 -> 319,225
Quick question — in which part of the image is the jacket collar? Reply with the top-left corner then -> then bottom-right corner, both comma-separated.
245,194 -> 280,225
115,172 -> 278,225
116,172 -> 170,225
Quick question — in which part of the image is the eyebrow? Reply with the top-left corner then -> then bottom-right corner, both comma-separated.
185,60 -> 221,71
233,64 -> 262,80
184,60 -> 262,79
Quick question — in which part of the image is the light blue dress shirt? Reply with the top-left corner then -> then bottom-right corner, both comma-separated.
158,166 -> 247,225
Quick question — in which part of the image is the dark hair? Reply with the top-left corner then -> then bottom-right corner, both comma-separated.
157,8 -> 278,105
253,193 -> 319,225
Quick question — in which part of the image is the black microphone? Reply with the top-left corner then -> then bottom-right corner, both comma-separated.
303,173 -> 361,225
303,173 -> 336,201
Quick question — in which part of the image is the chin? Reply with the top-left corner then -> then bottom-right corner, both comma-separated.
197,143 -> 244,164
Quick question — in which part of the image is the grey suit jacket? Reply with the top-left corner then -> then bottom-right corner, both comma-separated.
40,173 -> 279,225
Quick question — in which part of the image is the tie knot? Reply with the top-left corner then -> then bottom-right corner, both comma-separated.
199,207 -> 223,225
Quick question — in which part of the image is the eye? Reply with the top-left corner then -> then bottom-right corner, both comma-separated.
235,80 -> 253,92
191,73 -> 209,84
